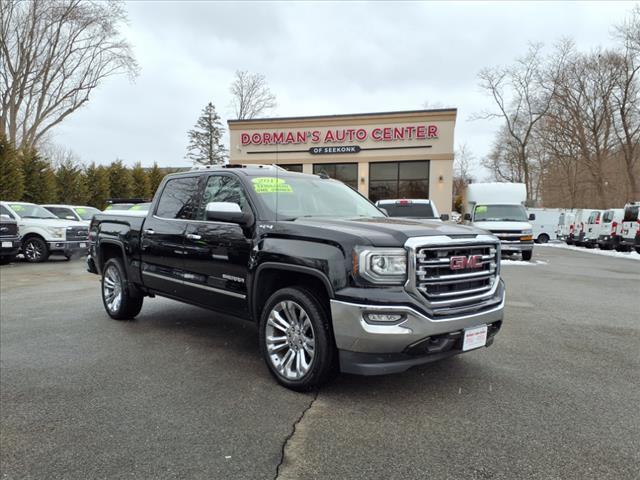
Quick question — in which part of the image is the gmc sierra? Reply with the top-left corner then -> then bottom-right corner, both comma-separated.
88,165 -> 505,390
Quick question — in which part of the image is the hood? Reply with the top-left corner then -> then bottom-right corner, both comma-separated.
270,216 -> 489,247
472,221 -> 532,232
18,218 -> 84,229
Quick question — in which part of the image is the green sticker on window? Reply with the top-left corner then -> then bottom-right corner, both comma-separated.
76,208 -> 87,214
9,204 -> 25,212
252,177 -> 293,194
476,205 -> 487,213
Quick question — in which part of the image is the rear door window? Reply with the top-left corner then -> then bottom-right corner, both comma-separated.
155,177 -> 200,220
623,205 -> 639,222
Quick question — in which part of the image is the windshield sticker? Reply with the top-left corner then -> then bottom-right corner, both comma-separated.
76,208 -> 86,214
476,205 -> 487,213
252,177 -> 293,194
9,204 -> 25,212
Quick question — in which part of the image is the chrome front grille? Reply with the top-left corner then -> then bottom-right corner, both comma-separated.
66,226 -> 89,241
406,236 -> 501,316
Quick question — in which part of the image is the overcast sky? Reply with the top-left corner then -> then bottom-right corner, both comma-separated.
53,0 -> 636,178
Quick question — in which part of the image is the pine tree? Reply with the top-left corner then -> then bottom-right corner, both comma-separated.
130,162 -> 151,199
55,158 -> 88,205
85,163 -> 111,209
147,162 -> 165,197
108,159 -> 133,199
0,135 -> 25,200
185,102 -> 227,165
21,148 -> 57,203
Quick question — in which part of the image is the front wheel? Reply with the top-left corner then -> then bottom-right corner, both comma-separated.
537,234 -> 549,244
259,287 -> 337,391
522,250 -> 533,261
101,258 -> 143,320
22,237 -> 49,263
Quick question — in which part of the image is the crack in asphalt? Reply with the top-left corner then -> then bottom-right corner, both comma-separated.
274,389 -> 319,480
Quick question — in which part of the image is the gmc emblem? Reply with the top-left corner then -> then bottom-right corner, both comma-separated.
450,255 -> 483,270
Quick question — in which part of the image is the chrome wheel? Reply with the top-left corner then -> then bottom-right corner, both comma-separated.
24,240 -> 43,261
103,265 -> 123,314
265,300 -> 316,380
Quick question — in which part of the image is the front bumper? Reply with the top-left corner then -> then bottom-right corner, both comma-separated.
47,240 -> 88,256
499,240 -> 534,253
331,281 -> 505,375
0,236 -> 21,257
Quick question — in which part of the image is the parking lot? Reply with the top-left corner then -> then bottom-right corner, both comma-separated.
1,247 -> 638,480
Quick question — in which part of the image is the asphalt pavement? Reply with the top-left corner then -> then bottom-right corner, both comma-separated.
1,247 -> 639,479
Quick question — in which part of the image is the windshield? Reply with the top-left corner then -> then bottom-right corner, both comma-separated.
74,207 -> 100,220
381,203 -> 436,219
8,204 -> 57,219
473,204 -> 528,222
252,176 -> 384,220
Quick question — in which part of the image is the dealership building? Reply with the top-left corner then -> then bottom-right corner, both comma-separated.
228,109 -> 456,213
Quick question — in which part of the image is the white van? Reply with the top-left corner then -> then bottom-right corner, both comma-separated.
570,209 -> 595,246
528,208 -> 561,243
619,202 -> 640,253
464,183 -> 534,260
597,209 -> 625,250
583,210 -> 605,248
558,211 -> 576,242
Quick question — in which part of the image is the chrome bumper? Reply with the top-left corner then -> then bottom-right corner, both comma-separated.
330,294 -> 505,354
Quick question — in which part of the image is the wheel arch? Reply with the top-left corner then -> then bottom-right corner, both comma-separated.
251,263 -> 334,322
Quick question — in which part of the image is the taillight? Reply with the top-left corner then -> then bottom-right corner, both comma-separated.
595,216 -> 600,224
569,224 -> 574,233
611,221 -> 617,236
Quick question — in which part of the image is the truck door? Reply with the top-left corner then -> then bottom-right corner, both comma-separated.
181,174 -> 252,317
140,176 -> 200,296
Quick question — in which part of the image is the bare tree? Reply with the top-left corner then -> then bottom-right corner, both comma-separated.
452,143 -> 475,212
474,43 -> 566,202
230,70 -> 276,120
0,0 -> 138,150
611,5 -> 640,200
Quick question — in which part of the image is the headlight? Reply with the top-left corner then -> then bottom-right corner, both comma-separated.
522,229 -> 532,235
46,227 -> 66,238
356,247 -> 407,284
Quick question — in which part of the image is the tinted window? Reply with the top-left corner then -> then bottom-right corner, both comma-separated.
602,211 -> 614,223
623,205 -> 639,222
473,205 -> 528,222
382,203 -> 435,218
196,175 -> 249,220
313,163 -> 358,189
46,207 -> 73,219
369,161 -> 429,203
155,177 -> 199,219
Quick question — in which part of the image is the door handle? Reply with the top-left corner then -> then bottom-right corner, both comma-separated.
144,229 -> 155,235
186,233 -> 202,240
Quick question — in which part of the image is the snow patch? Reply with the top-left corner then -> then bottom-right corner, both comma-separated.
501,259 -> 547,266
538,242 -> 640,261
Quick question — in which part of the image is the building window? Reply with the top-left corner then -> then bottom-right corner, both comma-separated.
369,161 -> 430,202
313,163 -> 358,189
278,164 -> 303,173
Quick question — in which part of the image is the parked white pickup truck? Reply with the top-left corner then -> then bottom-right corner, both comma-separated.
0,201 -> 89,262
42,204 -> 101,226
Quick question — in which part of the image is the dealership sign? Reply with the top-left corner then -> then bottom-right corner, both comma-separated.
241,124 -> 439,146
309,146 -> 361,155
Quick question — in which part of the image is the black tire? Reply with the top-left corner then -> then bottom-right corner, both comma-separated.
64,255 -> 71,261
537,233 -> 549,244
522,250 -> 533,261
615,245 -> 630,252
635,247 -> 640,254
101,257 -> 143,320
22,236 -> 49,263
259,287 -> 337,391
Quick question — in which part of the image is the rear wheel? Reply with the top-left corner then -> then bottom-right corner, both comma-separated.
259,287 -> 336,391
101,258 -> 143,320
522,250 -> 533,261
537,233 -> 550,244
635,247 -> 640,254
22,237 -> 49,263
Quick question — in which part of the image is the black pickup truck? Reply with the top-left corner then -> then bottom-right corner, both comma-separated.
88,165 -> 505,390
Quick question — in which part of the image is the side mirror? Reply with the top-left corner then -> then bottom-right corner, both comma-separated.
463,213 -> 472,221
440,214 -> 450,221
529,213 -> 536,221
206,202 -> 251,225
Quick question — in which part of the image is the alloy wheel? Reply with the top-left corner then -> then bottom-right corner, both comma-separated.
103,265 -> 123,314
24,240 -> 43,261
265,300 -> 316,380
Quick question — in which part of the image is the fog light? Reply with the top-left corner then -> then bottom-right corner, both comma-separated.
365,313 -> 404,324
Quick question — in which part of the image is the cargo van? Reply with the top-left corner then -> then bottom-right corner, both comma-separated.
619,202 -> 640,253
558,211 -> 576,242
570,209 -> 593,246
464,182 -> 534,260
597,209 -> 625,250
583,210 -> 605,248
528,208 -> 561,243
